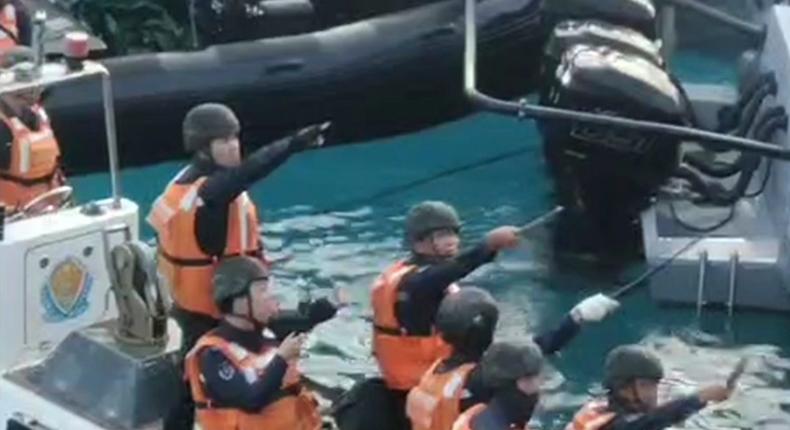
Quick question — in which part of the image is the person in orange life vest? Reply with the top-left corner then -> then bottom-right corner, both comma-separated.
451,341 -> 545,430
405,287 -> 500,430
566,345 -> 734,430
0,47 -> 67,213
147,102 -> 330,355
151,103 -> 330,430
371,201 -> 521,398
185,256 -> 337,430
406,284 -> 619,430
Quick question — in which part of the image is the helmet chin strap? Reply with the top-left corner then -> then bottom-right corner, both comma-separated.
193,149 -> 214,167
228,291 -> 265,331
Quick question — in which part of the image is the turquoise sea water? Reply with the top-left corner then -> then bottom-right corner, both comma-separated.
70,51 -> 789,429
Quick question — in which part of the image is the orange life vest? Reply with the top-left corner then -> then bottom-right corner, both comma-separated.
406,359 -> 477,430
565,400 -> 616,430
452,404 -> 532,430
0,4 -> 18,53
0,105 -> 64,211
147,170 -> 263,318
371,260 -> 458,391
185,334 -> 321,430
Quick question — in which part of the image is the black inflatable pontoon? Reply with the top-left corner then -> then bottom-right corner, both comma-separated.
44,0 -> 543,175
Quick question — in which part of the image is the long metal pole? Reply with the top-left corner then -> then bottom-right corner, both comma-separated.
464,0 -> 477,92
98,65 -> 122,209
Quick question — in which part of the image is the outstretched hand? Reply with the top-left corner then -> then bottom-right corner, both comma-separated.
698,384 -> 733,403
485,226 -> 521,252
293,121 -> 331,150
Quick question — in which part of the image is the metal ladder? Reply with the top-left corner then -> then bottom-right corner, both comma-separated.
696,250 -> 739,317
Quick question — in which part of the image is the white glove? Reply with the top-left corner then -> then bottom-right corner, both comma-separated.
571,293 -> 620,323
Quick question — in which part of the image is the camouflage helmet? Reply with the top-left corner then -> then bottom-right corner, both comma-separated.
435,287 -> 499,349
603,345 -> 664,389
405,201 -> 461,243
182,103 -> 240,153
480,341 -> 544,389
213,256 -> 269,306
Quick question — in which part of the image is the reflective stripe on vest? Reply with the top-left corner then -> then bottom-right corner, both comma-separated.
185,334 -> 320,430
407,360 -> 477,430
147,171 -> 262,317
370,260 -> 457,390
0,105 -> 64,210
565,400 -> 616,430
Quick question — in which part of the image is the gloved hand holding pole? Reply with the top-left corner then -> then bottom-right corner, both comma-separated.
571,292 -> 621,324
485,206 -> 564,252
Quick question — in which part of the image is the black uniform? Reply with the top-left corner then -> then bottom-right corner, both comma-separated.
197,321 -> 297,411
377,243 -> 576,428
166,296 -> 337,430
437,314 -> 579,413
604,396 -> 708,430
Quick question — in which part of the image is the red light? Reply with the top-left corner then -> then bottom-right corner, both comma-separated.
64,32 -> 89,59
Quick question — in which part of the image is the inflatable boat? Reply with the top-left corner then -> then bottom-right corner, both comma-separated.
36,0 -> 545,175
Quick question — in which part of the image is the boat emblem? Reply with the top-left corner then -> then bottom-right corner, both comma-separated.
41,257 -> 93,322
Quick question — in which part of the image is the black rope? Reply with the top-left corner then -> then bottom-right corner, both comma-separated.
744,159 -> 773,198
314,147 -> 532,214
608,201 -> 735,299
611,235 -> 705,298
611,199 -> 738,298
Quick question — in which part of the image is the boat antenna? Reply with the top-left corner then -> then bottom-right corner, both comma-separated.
32,10 -> 46,71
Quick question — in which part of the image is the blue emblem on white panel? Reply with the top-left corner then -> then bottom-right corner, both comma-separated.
41,257 -> 92,322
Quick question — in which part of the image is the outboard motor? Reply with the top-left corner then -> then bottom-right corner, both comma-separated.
538,44 -> 687,260
541,0 -> 657,39
544,20 -> 662,72
541,19 -> 663,104
109,241 -> 170,345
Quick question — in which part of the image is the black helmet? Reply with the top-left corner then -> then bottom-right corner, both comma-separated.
603,345 -> 664,390
436,287 -> 498,350
213,256 -> 269,308
183,103 -> 240,153
480,341 -> 544,389
405,201 -> 461,244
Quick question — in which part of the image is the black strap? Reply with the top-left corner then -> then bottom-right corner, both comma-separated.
0,168 -> 58,186
159,248 -> 262,267
195,384 -> 302,410
0,23 -> 19,45
373,324 -> 406,336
